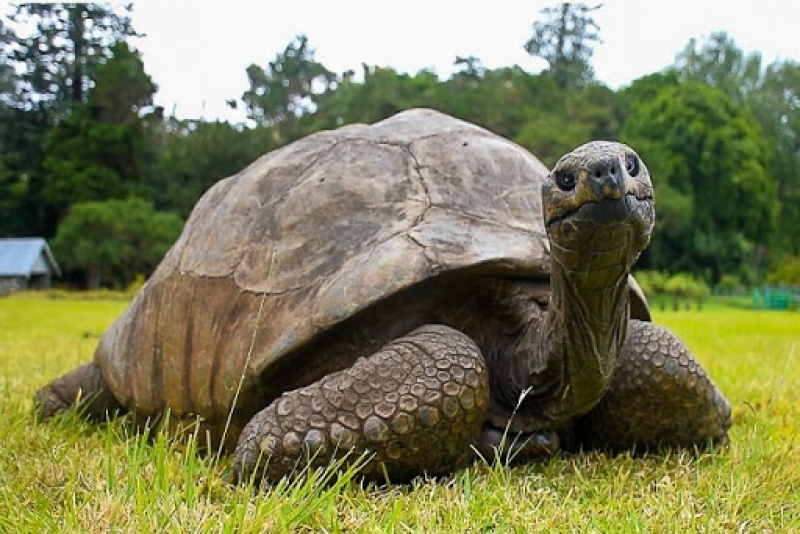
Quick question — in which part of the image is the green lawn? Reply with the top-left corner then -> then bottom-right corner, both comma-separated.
1,294 -> 798,532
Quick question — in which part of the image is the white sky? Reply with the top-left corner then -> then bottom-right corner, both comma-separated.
130,1 -> 800,123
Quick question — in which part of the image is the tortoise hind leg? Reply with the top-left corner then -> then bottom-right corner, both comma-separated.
34,363 -> 125,422
572,320 -> 732,451
232,324 -> 490,484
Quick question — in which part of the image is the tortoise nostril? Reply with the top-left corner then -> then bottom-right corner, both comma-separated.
590,160 -> 619,183
588,159 -> 625,199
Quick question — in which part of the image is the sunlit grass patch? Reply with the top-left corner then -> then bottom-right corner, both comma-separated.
0,295 -> 798,532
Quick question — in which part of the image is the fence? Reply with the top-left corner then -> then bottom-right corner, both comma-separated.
752,285 -> 800,310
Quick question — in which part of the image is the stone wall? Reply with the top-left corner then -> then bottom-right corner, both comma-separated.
0,277 -> 27,295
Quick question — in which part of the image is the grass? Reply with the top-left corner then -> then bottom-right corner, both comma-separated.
0,293 -> 798,532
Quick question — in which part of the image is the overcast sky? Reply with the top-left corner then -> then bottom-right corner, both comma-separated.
130,1 -> 800,123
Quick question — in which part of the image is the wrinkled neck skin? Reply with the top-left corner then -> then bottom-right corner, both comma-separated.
498,229 -> 637,434
488,141 -> 655,436
539,248 -> 630,418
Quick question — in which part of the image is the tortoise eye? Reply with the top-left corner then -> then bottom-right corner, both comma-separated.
555,171 -> 577,191
625,154 -> 640,177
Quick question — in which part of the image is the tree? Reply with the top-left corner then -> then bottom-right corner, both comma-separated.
515,81 -> 623,166
41,41 -> 157,222
0,20 -> 28,235
311,65 -> 440,131
440,66 -> 554,141
52,199 -> 183,288
453,55 -> 486,79
0,19 -> 14,96
622,80 -> 775,281
766,255 -> 800,285
242,35 -> 337,141
0,3 -> 140,236
524,3 -> 602,92
749,61 -> 800,258
151,118 -> 275,217
618,72 -> 680,110
674,31 -> 762,103
673,33 -> 800,265
6,3 -> 138,113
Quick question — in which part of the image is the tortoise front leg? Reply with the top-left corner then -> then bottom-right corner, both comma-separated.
232,324 -> 490,483
572,320 -> 732,451
34,363 -> 125,421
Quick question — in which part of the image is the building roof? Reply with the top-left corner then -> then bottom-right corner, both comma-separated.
0,238 -> 62,278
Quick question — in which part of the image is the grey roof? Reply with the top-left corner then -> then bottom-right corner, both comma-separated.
0,238 -> 62,277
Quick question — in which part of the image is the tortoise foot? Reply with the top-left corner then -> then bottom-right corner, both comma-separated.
474,426 -> 559,464
34,363 -> 125,422
232,324 -> 490,484
573,320 -> 732,451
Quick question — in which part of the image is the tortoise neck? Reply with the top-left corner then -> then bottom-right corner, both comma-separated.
525,255 -> 631,425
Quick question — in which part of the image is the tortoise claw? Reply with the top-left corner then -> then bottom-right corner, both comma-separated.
475,426 -> 559,464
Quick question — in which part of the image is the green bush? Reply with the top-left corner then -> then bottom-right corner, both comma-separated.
662,272 -> 711,310
766,255 -> 800,285
52,199 -> 183,289
718,273 -> 741,292
633,270 -> 669,297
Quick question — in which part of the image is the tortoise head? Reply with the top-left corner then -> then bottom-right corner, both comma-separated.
542,141 -> 654,284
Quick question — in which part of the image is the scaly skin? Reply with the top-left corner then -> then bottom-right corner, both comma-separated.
34,363 -> 124,421
573,320 -> 732,450
232,325 -> 490,483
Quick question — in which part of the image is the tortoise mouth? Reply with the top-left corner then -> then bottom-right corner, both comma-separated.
546,193 -> 654,271
546,193 -> 653,231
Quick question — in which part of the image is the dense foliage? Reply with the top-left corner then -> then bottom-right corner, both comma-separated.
622,80 -> 774,281
52,198 -> 183,288
1,3 -> 798,288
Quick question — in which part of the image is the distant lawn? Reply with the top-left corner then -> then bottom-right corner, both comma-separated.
0,294 -> 798,532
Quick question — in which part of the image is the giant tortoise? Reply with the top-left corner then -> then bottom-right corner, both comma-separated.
35,109 -> 731,483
